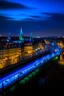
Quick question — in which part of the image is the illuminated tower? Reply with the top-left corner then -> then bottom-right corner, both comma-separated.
30,33 -> 34,42
19,27 -> 24,43
7,32 -> 11,42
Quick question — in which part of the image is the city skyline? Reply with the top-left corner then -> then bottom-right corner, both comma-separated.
0,0 -> 64,37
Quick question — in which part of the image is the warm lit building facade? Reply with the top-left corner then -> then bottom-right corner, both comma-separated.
0,40 -> 22,69
0,36 -> 45,69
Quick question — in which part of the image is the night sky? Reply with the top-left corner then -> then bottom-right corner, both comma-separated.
0,0 -> 64,37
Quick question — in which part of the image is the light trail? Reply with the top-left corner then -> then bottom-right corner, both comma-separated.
0,48 -> 61,91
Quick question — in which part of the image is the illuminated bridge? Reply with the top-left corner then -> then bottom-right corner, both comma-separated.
0,47 -> 62,92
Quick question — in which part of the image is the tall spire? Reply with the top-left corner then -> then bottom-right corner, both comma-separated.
30,32 -> 32,41
7,32 -> 11,42
20,26 -> 23,35
19,27 -> 24,43
30,32 -> 34,42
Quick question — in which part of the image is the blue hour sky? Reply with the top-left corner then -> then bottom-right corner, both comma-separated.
0,0 -> 64,37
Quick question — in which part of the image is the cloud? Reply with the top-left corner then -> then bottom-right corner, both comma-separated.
42,13 -> 64,29
23,18 -> 35,21
0,15 -> 11,20
0,1 -> 29,10
42,13 -> 64,21
0,0 -> 64,21
37,0 -> 64,2
31,16 -> 41,18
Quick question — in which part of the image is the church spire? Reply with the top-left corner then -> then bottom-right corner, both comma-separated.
30,32 -> 34,42
30,32 -> 32,41
19,27 -> 24,42
20,26 -> 23,35
7,32 -> 11,42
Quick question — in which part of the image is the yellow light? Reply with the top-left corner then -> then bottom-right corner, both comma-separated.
58,54 -> 64,65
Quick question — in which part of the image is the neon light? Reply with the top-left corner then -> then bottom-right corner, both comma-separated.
0,48 -> 62,91
24,77 -> 29,81
32,72 -> 36,75
53,56 -> 58,61
29,74 -> 33,78
20,80 -> 25,84
19,68 -> 39,85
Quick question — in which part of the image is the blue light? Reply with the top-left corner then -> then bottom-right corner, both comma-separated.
41,60 -> 43,63
0,48 -> 62,91
6,79 -> 9,82
14,74 -> 18,78
51,53 -> 55,57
